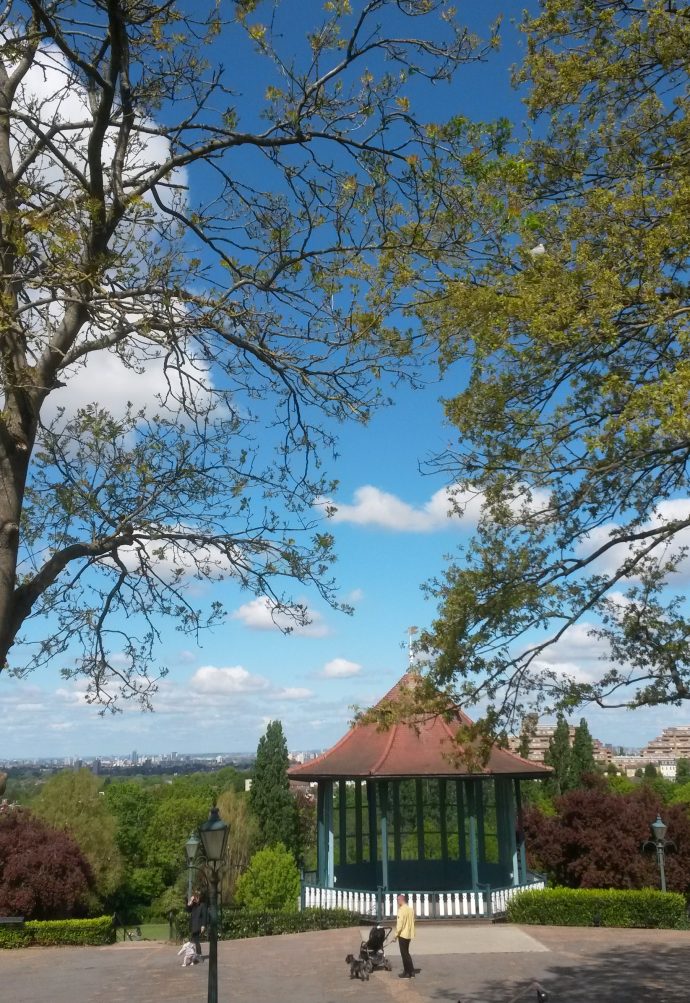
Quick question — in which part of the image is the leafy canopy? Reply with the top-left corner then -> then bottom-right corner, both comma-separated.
0,0 -> 495,709
409,0 -> 690,733
234,843 -> 301,912
32,768 -> 123,905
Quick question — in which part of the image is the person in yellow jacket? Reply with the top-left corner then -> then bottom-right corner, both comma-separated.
392,893 -> 418,978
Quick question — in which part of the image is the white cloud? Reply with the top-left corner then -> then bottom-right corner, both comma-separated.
316,485 -> 482,532
320,658 -> 362,679
576,498 -> 690,584
230,597 -> 330,637
190,665 -> 269,695
528,623 -> 613,685
271,687 -> 314,701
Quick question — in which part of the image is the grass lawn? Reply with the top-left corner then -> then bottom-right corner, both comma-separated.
119,922 -> 172,942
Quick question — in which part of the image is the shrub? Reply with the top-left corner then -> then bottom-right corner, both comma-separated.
0,915 -> 115,949
506,888 -> 686,929
0,810 -> 94,919
234,844 -> 300,912
523,785 -> 690,892
219,907 -> 362,940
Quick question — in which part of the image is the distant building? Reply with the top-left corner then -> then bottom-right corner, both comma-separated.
643,726 -> 690,761
511,718 -> 611,766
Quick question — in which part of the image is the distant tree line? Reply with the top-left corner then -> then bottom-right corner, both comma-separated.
0,720 -> 312,922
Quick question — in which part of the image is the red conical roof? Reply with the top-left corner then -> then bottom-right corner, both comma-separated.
288,673 -> 550,780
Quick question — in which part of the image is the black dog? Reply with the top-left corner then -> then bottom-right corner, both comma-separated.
346,954 -> 372,981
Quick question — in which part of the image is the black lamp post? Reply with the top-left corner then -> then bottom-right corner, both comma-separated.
643,814 -> 673,892
185,832 -> 200,900
199,805 -> 229,1003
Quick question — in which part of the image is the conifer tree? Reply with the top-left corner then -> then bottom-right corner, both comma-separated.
518,713 -> 538,760
249,721 -> 299,860
544,714 -> 572,797
569,719 -> 596,790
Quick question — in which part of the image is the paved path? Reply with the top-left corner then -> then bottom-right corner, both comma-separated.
2,924 -> 689,1003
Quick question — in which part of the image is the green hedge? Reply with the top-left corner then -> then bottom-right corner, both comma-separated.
0,916 -> 115,949
218,907 -> 362,940
506,888 -> 687,929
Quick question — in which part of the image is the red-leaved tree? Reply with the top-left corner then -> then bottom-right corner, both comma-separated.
524,782 -> 690,892
0,811 -> 94,919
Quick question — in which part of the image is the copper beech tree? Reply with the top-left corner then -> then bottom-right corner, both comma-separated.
0,810 -> 94,919
523,783 -> 690,893
0,1 -> 497,708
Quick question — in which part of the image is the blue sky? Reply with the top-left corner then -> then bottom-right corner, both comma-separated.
2,1 -> 686,761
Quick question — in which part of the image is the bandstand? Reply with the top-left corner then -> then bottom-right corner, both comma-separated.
289,673 -> 550,920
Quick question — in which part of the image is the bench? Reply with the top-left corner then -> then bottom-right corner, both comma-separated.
0,917 -> 24,927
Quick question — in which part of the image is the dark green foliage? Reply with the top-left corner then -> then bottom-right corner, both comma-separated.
506,888 -> 686,929
644,763 -> 658,778
104,782 -> 155,864
0,915 -> 115,949
569,719 -> 596,789
518,714 -> 538,760
519,779 -> 555,815
218,908 -> 363,940
676,759 -> 690,784
249,721 -> 299,858
0,811 -> 94,920
640,775 -> 673,804
544,715 -> 572,797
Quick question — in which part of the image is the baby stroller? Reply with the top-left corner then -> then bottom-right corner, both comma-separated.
359,924 -> 392,972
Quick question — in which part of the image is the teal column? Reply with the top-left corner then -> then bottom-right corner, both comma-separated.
338,779 -> 347,866
514,778 -> 527,883
455,779 -> 466,861
355,780 -> 363,863
366,780 -> 378,867
380,781 -> 389,889
316,778 -> 332,882
476,782 -> 486,865
496,777 -> 518,885
393,781 -> 402,861
465,780 -> 479,889
316,780 -> 329,885
324,780 -> 334,886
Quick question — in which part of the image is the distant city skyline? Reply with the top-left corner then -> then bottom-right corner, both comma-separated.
5,710 -> 690,765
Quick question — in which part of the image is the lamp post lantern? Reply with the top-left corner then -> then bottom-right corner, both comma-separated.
185,832 -> 200,900
651,815 -> 668,892
643,814 -> 673,893
199,805 -> 229,1003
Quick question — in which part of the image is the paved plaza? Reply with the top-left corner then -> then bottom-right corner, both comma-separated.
2,923 -> 689,1003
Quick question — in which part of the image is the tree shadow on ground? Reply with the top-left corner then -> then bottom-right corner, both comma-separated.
428,940 -> 690,1003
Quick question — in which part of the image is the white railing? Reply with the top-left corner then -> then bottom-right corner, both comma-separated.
302,878 -> 545,919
